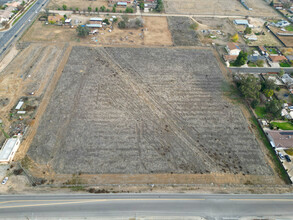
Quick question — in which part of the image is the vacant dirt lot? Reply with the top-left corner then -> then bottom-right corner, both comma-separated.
168,17 -> 199,46
0,43 -> 67,147
27,46 -> 273,184
20,16 -> 172,46
164,0 -> 280,17
269,27 -> 293,47
48,0 -> 109,10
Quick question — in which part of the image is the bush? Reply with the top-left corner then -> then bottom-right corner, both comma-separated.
118,20 -> 126,29
62,4 -> 67,10
76,25 -> 90,37
251,99 -> 259,109
125,7 -> 133,13
103,19 -> 110,25
100,5 -> 106,12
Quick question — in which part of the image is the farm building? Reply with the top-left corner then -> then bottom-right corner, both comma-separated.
89,17 -> 103,25
86,24 -> 102,28
0,136 -> 21,164
234,20 -> 249,26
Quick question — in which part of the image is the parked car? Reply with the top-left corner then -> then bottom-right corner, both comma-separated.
1,177 -> 8,185
285,155 -> 291,162
278,152 -> 285,160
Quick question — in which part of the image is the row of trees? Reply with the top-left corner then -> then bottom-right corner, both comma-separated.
237,74 -> 283,119
60,4 -> 133,13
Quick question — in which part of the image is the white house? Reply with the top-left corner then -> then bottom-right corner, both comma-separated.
225,42 -> 241,56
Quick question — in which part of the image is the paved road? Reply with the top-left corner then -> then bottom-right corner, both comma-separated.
0,0 -> 48,58
230,67 -> 293,73
0,193 -> 293,219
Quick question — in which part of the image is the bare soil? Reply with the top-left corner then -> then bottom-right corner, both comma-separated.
269,26 -> 293,47
167,17 -> 199,46
20,16 -> 173,46
164,0 -> 281,17
25,46 -> 279,186
47,0 -> 109,11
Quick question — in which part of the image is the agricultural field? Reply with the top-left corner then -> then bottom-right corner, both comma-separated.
47,0 -> 109,11
164,0 -> 280,17
26,46 -> 274,185
167,17 -> 199,46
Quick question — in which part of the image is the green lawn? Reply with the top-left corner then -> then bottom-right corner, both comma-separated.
267,48 -> 278,54
270,122 -> 293,130
254,106 -> 266,118
248,62 -> 257,67
280,62 -> 291,67
285,25 -> 293,32
285,149 -> 293,156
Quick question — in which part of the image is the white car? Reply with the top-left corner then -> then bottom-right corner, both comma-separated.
1,177 -> 8,185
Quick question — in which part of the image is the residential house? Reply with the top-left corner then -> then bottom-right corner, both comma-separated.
266,130 -> 293,149
269,55 -> 287,63
281,73 -> 293,88
272,20 -> 290,28
225,42 -> 241,56
258,46 -> 268,56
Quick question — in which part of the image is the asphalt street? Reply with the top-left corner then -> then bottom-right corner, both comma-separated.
0,193 -> 293,219
0,0 -> 48,57
229,67 -> 293,73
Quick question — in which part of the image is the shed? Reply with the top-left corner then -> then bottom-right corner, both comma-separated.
86,24 -> 103,28
90,17 -> 103,22
233,20 -> 249,25
0,137 -> 21,164
15,101 -> 24,110
117,2 -> 127,6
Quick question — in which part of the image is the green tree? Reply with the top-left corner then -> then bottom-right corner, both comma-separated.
112,7 -> 116,12
266,99 -> 282,119
139,2 -> 144,10
62,4 -> 67,10
155,0 -> 163,12
244,26 -> 252,35
113,18 -> 118,23
76,7 -> 79,11
234,51 -> 248,66
88,7 -> 92,12
76,25 -> 90,37
125,7 -> 133,13
279,69 -> 285,77
95,7 -> 98,12
264,89 -> 274,98
261,79 -> 276,91
251,99 -> 259,109
118,20 -> 126,29
103,19 -> 110,25
238,75 -> 261,100
100,5 -> 106,12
